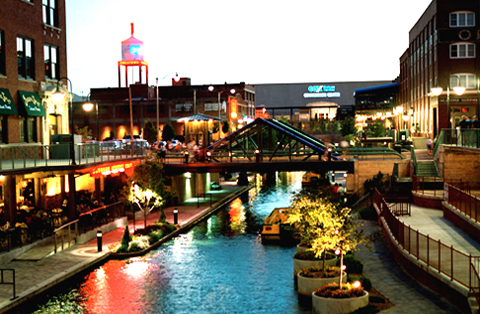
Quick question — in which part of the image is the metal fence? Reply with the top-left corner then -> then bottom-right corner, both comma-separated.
0,140 -> 148,170
446,184 -> 480,223
433,129 -> 480,156
412,175 -> 470,196
375,188 -> 480,290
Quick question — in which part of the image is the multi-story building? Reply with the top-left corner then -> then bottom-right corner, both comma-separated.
1,0 -> 70,145
398,0 -> 480,137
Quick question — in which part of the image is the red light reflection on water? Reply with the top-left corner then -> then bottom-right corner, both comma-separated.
79,259 -> 153,314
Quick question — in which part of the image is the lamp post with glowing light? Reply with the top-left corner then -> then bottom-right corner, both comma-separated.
431,75 -> 465,130
82,95 -> 99,141
208,86 -> 236,139
156,72 -> 179,141
51,77 -> 75,165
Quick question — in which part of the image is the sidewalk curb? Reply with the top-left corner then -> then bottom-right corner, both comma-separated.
109,185 -> 253,259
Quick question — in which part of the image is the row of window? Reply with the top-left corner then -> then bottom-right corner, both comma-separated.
0,30 -> 59,80
450,12 -> 475,27
23,0 -> 59,28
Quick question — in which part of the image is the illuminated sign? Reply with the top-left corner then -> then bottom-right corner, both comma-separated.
91,162 -> 134,178
304,85 -> 341,99
229,97 -> 238,119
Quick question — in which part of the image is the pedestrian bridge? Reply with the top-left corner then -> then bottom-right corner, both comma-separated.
163,118 -> 404,176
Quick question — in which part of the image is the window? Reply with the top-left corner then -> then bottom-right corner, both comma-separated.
450,12 -> 475,27
20,117 -> 36,143
17,37 -> 34,79
44,44 -> 58,79
204,103 -> 218,112
0,116 -> 6,143
450,43 -> 475,58
27,117 -> 36,142
43,0 -> 57,27
451,74 -> 476,89
19,117 -> 25,142
0,30 -> 4,76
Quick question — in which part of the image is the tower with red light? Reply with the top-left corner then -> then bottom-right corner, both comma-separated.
118,23 -> 148,87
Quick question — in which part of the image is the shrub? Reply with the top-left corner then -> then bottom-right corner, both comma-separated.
148,231 -> 162,245
348,275 -> 372,291
341,254 -> 364,274
299,265 -> 341,278
128,242 -> 143,252
314,282 -> 364,299
121,226 -> 131,247
294,250 -> 335,261
358,206 -> 378,221
116,244 -> 128,253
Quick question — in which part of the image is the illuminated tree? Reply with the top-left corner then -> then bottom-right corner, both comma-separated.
126,159 -> 169,228
287,189 -> 369,287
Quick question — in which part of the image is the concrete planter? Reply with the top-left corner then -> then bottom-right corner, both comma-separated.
293,256 -> 338,278
296,244 -> 311,253
312,290 -> 369,314
297,271 -> 346,296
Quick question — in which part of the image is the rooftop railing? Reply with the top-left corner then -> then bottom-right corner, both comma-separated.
0,140 -> 149,171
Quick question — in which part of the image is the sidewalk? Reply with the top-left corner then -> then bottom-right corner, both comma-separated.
0,182 -> 247,314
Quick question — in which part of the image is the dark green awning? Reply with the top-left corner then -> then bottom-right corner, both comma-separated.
0,88 -> 19,115
18,90 -> 46,117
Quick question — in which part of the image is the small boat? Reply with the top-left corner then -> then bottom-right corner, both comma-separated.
302,171 -> 321,188
261,208 -> 299,245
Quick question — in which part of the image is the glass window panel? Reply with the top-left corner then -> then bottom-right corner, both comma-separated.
459,45 -> 466,57
467,13 -> 475,26
468,45 -> 475,57
451,14 -> 457,26
459,14 -> 466,26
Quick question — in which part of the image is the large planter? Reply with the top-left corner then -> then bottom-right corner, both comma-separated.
312,290 -> 369,314
293,256 -> 338,278
297,271 -> 347,296
296,244 -> 310,253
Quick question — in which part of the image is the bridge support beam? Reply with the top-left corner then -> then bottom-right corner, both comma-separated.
262,172 -> 276,186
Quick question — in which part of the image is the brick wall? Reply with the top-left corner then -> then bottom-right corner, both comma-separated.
442,147 -> 480,188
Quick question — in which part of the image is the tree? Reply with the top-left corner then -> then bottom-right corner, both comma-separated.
287,188 -> 369,287
366,121 -> 385,137
340,116 -> 356,137
162,123 -> 175,141
143,120 -> 157,144
222,120 -> 230,134
125,159 -> 170,228
74,125 -> 92,142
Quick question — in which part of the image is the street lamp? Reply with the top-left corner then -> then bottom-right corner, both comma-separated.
82,95 -> 99,141
431,75 -> 465,129
52,77 -> 76,165
156,72 -> 179,141
208,86 -> 235,139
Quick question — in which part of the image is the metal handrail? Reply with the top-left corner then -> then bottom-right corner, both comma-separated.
374,188 -> 480,290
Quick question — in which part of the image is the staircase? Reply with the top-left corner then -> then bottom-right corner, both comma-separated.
416,161 -> 439,177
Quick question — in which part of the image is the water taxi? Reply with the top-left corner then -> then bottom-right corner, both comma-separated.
261,208 -> 299,245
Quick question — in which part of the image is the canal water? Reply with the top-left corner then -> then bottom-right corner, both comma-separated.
21,172 -> 312,314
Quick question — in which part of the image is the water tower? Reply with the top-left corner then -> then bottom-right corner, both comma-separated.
118,23 -> 148,87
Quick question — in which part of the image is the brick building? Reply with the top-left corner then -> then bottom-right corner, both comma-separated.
398,0 -> 480,137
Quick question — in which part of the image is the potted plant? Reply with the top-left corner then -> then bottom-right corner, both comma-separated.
287,189 -> 342,278
297,265 -> 346,297
293,250 -> 338,279
312,282 -> 369,314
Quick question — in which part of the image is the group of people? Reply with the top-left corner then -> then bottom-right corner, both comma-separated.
332,183 -> 345,194
458,115 -> 480,146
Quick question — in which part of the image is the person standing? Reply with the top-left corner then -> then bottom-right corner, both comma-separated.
472,115 -> 480,128
458,115 -> 469,145
426,136 -> 433,155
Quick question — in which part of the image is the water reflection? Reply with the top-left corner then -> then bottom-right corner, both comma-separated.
26,172 -> 309,314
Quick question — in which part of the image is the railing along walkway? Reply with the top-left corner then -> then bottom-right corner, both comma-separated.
375,189 -> 480,293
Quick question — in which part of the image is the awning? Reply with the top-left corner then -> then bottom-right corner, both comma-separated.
0,88 -> 19,115
175,113 -> 221,122
18,90 -> 46,116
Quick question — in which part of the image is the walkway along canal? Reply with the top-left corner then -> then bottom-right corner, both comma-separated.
5,172 -> 463,314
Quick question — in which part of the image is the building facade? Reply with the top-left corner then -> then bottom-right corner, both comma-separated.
255,81 -> 392,121
1,0 -> 70,145
80,80 -> 256,145
398,0 -> 480,137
